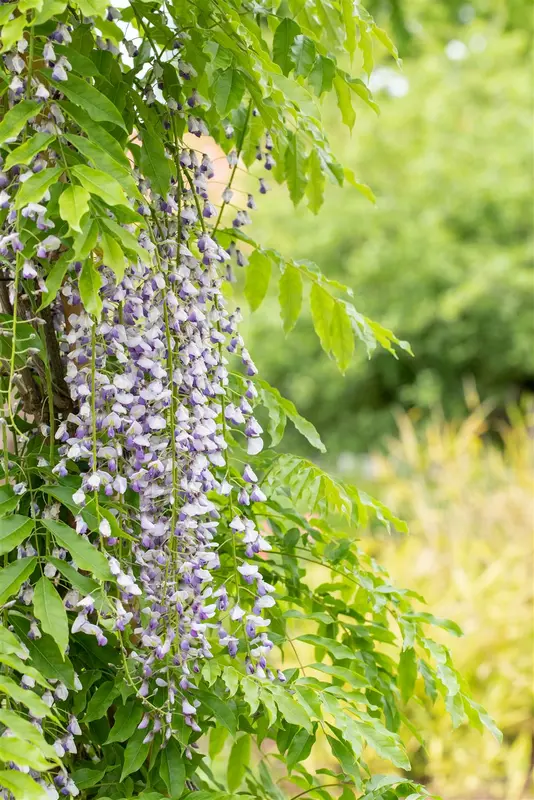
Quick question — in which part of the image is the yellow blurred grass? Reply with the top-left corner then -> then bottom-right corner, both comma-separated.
364,403 -> 534,799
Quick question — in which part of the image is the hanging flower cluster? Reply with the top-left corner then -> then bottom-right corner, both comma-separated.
0,13 -> 281,772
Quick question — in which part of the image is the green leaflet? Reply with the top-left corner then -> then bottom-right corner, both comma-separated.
78,257 -> 103,317
291,35 -> 316,78
306,147 -> 325,214
139,128 -> 174,197
227,734 -> 250,792
64,133 -> 141,199
213,67 -> 245,116
61,103 -> 129,166
244,249 -> 271,311
0,737 -> 54,771
10,617 -> 77,689
297,633 -> 355,661
55,73 -> 126,130
273,18 -> 301,76
39,250 -> 74,310
0,770 -> 48,800
330,300 -> 354,373
99,217 -> 151,265
14,167 -> 63,209
32,576 -> 69,657
72,165 -> 128,207
0,710 -> 57,761
42,518 -> 112,580
120,728 -> 150,780
285,131 -> 308,206
159,737 -> 186,798
0,675 -> 54,718
101,229 -> 127,282
397,647 -> 418,703
0,623 -> 27,658
258,378 -> 325,452
0,16 -> 27,54
308,54 -> 336,96
278,263 -> 303,333
4,133 -> 55,170
106,700 -> 144,744
334,73 -> 356,130
0,515 -> 35,556
83,680 -> 119,722
0,557 -> 36,605
310,282 -> 335,355
58,184 -> 91,232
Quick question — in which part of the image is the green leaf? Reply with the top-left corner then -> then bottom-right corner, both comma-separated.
258,379 -> 325,452
278,264 -> 303,333
0,557 -> 36,605
354,717 -> 410,770
271,686 -> 313,732
139,128 -> 173,198
83,680 -> 119,722
77,0 -> 108,17
334,74 -> 356,130
287,728 -> 314,770
397,647 -> 417,703
33,0 -> 67,24
106,700 -> 144,744
0,675 -> 54,718
306,148 -> 325,214
310,663 -> 368,689
0,770 -> 48,800
330,301 -> 354,373
285,132 -> 308,206
14,167 -> 63,209
308,55 -> 336,96
346,76 -> 380,114
209,725 -> 228,759
59,184 -> 91,233
101,230 -> 126,282
291,35 -> 316,78
61,103 -> 129,166
72,165 -> 128,207
120,728 -> 150,780
55,73 -> 126,130
221,665 -> 240,697
32,576 -> 69,657
39,250 -> 74,310
227,734 -> 250,792
342,0 -> 357,59
0,737 -> 53,771
196,691 -> 237,735
64,133 -> 140,199
343,166 -> 375,203
73,218 -> 99,260
241,675 -> 260,715
159,737 -> 185,798
0,623 -> 27,658
213,67 -> 245,116
0,16 -> 27,55
48,557 -> 99,596
99,217 -> 150,265
78,258 -> 103,317
0,515 -> 34,556
273,18 -> 301,76
9,617 -> 76,689
0,709 -> 57,761
310,282 -> 335,355
297,634 -> 354,661
0,495 -> 20,517
42,518 -> 112,581
4,133 -> 55,170
245,249 -> 272,312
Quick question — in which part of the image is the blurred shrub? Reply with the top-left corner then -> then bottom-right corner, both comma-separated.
245,15 -> 533,455
361,405 -> 534,798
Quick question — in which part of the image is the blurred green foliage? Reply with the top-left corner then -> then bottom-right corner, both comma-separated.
244,4 -> 533,455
